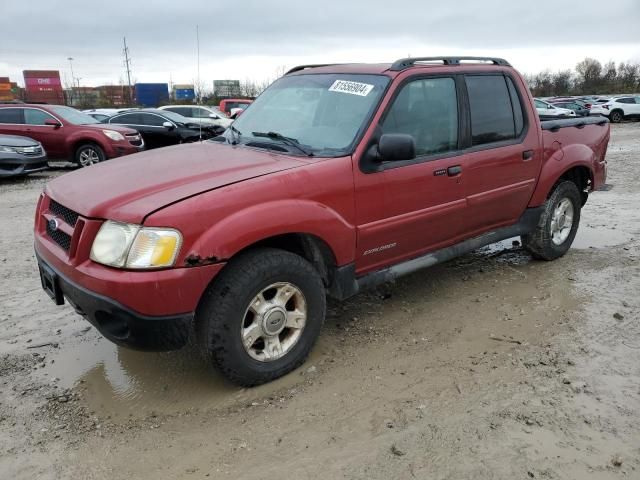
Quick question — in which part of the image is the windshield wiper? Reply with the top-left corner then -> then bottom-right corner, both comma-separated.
251,131 -> 313,156
229,125 -> 242,145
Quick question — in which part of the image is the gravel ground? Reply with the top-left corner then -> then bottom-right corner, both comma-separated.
0,124 -> 638,479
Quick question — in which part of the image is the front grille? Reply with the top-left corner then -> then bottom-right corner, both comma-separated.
16,145 -> 43,156
46,222 -> 71,251
49,200 -> 79,227
126,134 -> 142,147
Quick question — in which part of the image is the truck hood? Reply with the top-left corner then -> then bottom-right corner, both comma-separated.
45,142 -> 309,223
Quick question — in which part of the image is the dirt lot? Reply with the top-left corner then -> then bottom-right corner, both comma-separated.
1,124 -> 639,479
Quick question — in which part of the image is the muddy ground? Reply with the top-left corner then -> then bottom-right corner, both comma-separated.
0,124 -> 639,479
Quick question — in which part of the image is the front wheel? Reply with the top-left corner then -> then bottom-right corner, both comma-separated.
522,181 -> 582,261
196,248 -> 326,386
74,143 -> 105,167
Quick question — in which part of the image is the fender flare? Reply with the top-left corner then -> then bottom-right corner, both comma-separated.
528,143 -> 595,206
185,199 -> 356,266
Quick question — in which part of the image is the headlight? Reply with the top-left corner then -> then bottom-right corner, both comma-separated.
90,221 -> 182,269
102,130 -> 125,141
0,145 -> 17,153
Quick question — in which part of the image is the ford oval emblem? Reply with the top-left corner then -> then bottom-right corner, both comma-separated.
48,218 -> 59,232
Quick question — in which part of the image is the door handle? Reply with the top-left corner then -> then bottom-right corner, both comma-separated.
447,165 -> 462,176
522,150 -> 534,161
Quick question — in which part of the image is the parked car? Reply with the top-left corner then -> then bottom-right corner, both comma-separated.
548,100 -> 590,116
590,96 -> 640,123
35,56 -> 609,387
219,98 -> 253,116
534,99 -> 576,117
0,105 -> 143,167
106,109 -> 220,149
158,105 -> 232,129
0,134 -> 48,177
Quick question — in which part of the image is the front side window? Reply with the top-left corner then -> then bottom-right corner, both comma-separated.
466,75 -> 518,146
228,73 -> 390,156
0,108 -> 23,124
24,109 -> 56,125
381,77 -> 458,156
48,106 -> 99,125
166,107 -> 192,116
140,114 -> 166,126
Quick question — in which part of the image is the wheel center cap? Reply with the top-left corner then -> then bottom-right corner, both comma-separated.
263,307 -> 287,335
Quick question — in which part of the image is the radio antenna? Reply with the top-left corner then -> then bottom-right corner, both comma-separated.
196,24 -> 202,141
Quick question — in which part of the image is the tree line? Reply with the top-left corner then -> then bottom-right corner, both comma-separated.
525,58 -> 640,97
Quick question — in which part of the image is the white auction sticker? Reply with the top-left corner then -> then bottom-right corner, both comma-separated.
328,80 -> 374,96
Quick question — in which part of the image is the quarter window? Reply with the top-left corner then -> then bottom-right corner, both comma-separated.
381,77 -> 458,156
0,108 -> 23,124
24,109 -> 56,125
466,75 -> 519,146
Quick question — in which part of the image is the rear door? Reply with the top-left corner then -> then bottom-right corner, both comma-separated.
353,75 -> 468,274
0,107 -> 25,137
460,73 -> 540,234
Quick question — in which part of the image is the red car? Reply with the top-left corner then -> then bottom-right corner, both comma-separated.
0,104 -> 143,166
35,56 -> 609,386
218,98 -> 253,116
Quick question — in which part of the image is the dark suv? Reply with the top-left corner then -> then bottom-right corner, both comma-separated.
0,105 -> 143,167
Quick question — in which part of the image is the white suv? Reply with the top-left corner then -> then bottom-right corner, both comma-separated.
158,105 -> 233,128
534,99 -> 576,117
590,96 -> 640,123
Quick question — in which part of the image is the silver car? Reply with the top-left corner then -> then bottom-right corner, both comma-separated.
0,134 -> 48,177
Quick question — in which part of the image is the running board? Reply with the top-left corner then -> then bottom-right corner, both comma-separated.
328,207 -> 542,300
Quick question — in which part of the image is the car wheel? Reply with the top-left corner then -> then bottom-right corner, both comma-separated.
609,110 -> 623,123
196,248 -> 326,386
521,181 -> 582,261
75,143 -> 105,167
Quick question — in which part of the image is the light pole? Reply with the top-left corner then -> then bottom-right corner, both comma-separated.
67,57 -> 76,106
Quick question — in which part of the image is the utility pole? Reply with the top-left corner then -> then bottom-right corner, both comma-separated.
123,37 -> 133,105
67,57 -> 76,106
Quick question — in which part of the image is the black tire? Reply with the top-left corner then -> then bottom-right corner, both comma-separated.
609,110 -> 624,123
196,248 -> 326,386
522,181 -> 582,261
74,143 -> 105,167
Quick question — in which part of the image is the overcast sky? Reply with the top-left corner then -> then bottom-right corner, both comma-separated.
1,0 -> 639,88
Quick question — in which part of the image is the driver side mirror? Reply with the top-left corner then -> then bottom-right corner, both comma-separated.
45,119 -> 62,129
208,113 -> 219,119
377,133 -> 416,162
162,121 -> 175,130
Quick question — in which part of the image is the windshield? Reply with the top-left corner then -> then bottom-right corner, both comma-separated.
227,73 -> 390,156
49,106 -> 100,125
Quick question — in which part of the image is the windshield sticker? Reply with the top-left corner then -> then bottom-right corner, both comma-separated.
328,80 -> 374,97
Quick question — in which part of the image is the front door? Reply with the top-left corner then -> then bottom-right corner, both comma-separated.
353,76 -> 468,275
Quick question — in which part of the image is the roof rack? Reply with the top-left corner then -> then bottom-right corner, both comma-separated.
389,56 -> 511,71
285,64 -> 341,75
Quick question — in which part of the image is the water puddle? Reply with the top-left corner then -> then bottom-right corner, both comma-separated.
35,332 -> 321,420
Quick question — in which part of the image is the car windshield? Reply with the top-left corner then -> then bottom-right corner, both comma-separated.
226,73 -> 390,156
48,106 -> 101,125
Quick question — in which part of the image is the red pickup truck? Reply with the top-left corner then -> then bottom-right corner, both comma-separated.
34,57 -> 609,386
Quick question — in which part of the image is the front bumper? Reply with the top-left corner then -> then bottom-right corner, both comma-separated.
0,152 -> 48,177
36,252 -> 192,351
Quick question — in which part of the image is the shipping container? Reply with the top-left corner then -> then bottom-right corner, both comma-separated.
134,83 -> 169,107
23,70 -> 65,104
0,78 -> 13,101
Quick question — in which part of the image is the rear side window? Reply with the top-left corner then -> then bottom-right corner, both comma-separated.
381,77 -> 458,156
0,108 -> 23,124
466,75 -> 520,146
110,113 -> 141,124
617,98 -> 634,104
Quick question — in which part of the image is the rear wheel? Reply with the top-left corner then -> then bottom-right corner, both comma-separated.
522,181 -> 582,261
609,110 -> 624,123
74,143 -> 105,167
196,248 -> 326,386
